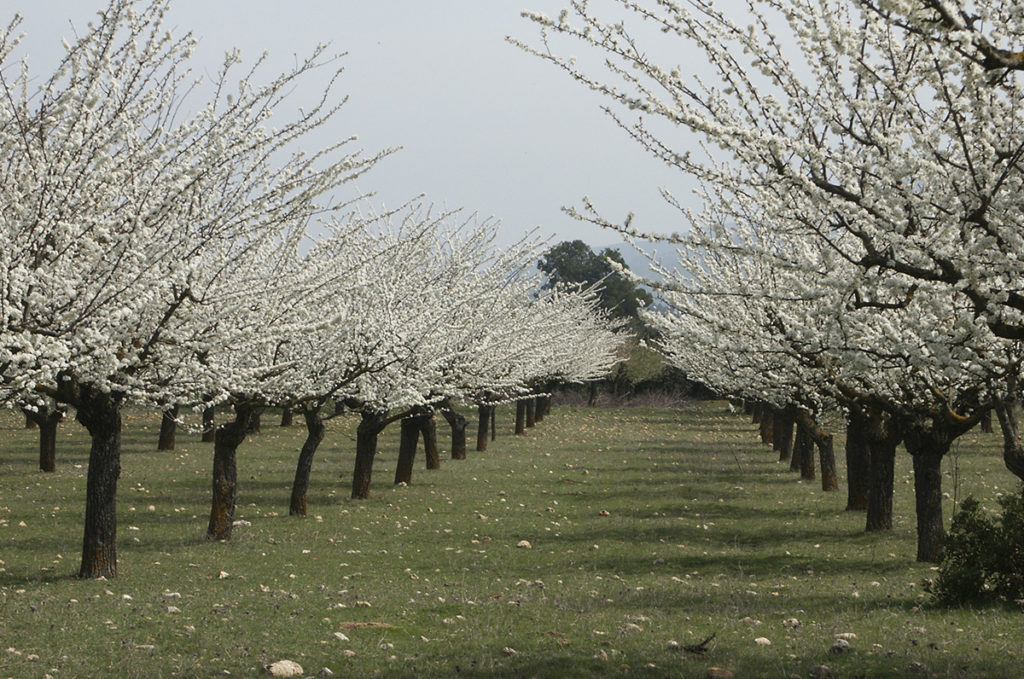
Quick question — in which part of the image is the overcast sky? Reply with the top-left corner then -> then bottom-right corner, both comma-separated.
11,1 -> 704,252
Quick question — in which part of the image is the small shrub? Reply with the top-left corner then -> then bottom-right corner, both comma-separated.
926,493 -> 1024,605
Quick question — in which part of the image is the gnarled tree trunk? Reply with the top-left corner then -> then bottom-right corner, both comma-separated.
280,407 -> 294,427
158,405 -> 179,451
441,406 -> 468,460
535,396 -> 547,422
201,407 -> 216,443
207,403 -> 254,541
861,406 -> 901,532
773,407 -> 795,463
979,408 -> 993,434
993,393 -> 1024,487
817,432 -> 837,490
289,407 -> 325,517
901,412 -> 974,562
24,404 -> 63,473
759,409 -> 774,446
794,420 -> 815,480
515,400 -> 526,435
394,416 -> 420,486
247,410 -> 261,434
793,409 -> 837,491
421,414 -> 440,470
526,398 -> 536,428
476,404 -> 490,452
844,411 -> 870,510
73,386 -> 123,579
352,411 -> 388,499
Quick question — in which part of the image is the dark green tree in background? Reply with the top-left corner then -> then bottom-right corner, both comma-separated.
538,240 -> 653,337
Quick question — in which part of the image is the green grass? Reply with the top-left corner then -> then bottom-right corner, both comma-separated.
0,402 -> 1020,678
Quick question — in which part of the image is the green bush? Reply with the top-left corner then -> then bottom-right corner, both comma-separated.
926,493 -> 1024,605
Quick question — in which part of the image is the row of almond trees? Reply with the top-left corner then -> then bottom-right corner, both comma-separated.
518,0 -> 1024,562
0,1 -> 624,578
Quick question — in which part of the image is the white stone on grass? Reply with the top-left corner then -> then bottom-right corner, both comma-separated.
266,659 -> 303,677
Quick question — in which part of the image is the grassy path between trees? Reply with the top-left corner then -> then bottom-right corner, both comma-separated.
0,402 -> 1019,678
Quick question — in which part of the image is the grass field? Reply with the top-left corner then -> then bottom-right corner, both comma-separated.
0,401 -> 1020,678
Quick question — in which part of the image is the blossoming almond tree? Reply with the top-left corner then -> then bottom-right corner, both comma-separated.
337,214 -> 623,499
0,0 -> 389,577
517,0 -> 1024,558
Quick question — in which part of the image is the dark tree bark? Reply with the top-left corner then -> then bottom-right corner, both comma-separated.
861,407 -> 901,532
794,420 -> 815,480
25,412 -> 37,428
845,411 -> 871,511
515,400 -> 526,435
157,405 -> 179,451
280,407 -> 294,427
905,429 -> 947,563
441,406 -> 468,460
73,386 -> 123,579
793,409 -> 838,491
979,408 -> 993,434
394,416 -> 420,486
535,396 -> 547,422
526,398 -> 536,428
789,423 -> 803,472
289,407 -> 325,517
866,438 -> 897,531
352,411 -> 388,499
247,410 -> 261,434
817,433 -> 837,491
38,410 -> 59,473
773,408 -> 795,463
901,413 -> 974,562
993,395 -> 1024,485
587,381 -> 598,407
759,409 -> 774,446
476,404 -> 490,452
24,405 -> 63,473
207,403 -> 254,541
421,414 -> 440,470
201,407 -> 216,443
490,404 -> 496,441
751,402 -> 762,424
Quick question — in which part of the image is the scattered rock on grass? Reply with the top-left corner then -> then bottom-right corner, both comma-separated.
706,667 -> 734,679
829,638 -> 851,654
265,660 -> 303,677
754,637 -> 772,646
503,647 -> 518,656
809,665 -> 835,679
516,540 -> 532,549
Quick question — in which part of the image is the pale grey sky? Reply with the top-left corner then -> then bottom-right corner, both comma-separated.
11,1 -> 700,251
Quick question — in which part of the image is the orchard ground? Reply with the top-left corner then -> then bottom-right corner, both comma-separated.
0,401 -> 1019,678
